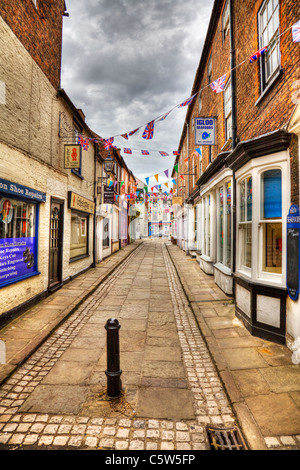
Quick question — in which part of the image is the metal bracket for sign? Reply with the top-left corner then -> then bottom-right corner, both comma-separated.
287,205 -> 300,301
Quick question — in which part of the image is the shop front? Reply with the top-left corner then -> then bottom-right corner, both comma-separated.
0,178 -> 46,289
227,130 -> 291,344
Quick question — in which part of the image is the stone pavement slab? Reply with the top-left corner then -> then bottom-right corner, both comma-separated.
0,241 -> 143,385
166,243 -> 300,450
0,241 -> 238,450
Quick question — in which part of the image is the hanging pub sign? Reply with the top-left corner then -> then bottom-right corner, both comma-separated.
195,117 -> 216,146
103,186 -> 115,204
64,144 -> 81,169
287,205 -> 300,301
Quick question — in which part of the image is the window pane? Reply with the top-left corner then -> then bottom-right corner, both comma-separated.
240,180 -> 246,222
262,169 -> 282,219
226,182 -> 232,269
262,222 -> 282,273
70,213 -> 88,258
241,223 -> 252,268
219,188 -> 224,264
247,176 -> 252,221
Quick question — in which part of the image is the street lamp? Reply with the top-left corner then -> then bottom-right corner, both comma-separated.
103,151 -> 115,174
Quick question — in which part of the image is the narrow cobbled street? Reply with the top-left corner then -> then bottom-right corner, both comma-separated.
0,241 -> 236,450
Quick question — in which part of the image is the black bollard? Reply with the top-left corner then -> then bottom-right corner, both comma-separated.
105,318 -> 122,398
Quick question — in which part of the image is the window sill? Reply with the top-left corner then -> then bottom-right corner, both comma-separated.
214,262 -> 232,276
0,271 -> 41,289
255,67 -> 283,107
71,170 -> 84,180
69,254 -> 89,263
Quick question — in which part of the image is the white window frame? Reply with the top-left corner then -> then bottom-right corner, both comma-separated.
224,78 -> 232,142
198,91 -> 202,113
216,179 -> 233,270
236,152 -> 290,287
258,0 -> 280,91
222,0 -> 230,41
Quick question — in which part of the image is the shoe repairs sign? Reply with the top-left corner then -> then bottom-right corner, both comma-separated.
287,205 -> 300,301
0,237 -> 36,287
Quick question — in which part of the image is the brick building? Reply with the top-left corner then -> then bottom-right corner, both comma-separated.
0,0 -> 135,325
172,0 -> 300,350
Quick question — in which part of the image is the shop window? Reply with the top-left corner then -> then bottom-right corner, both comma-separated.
218,187 -> 224,265
260,169 -> 282,274
225,182 -> 232,269
70,212 -> 89,259
217,182 -> 232,269
239,177 -> 252,269
103,218 -> 110,248
203,195 -> 211,257
258,0 -> 280,91
0,198 -> 38,286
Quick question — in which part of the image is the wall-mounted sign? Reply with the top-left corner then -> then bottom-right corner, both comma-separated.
0,178 -> 46,202
287,204 -> 300,301
103,186 -> 115,204
68,192 -> 95,214
195,118 -> 216,146
64,144 -> 81,169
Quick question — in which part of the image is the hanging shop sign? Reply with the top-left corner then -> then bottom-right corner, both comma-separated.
68,192 -> 95,214
195,118 -> 216,146
103,186 -> 115,204
172,197 -> 183,206
287,205 -> 300,301
64,144 -> 81,169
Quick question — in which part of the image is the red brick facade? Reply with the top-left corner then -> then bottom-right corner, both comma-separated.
175,0 -> 300,201
0,0 -> 67,89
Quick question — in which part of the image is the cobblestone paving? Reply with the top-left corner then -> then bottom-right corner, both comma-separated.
0,242 -> 236,450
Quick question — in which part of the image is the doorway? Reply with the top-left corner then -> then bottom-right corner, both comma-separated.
49,198 -> 64,290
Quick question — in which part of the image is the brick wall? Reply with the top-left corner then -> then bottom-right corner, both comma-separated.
234,0 -> 300,142
180,0 -> 300,201
0,0 -> 66,89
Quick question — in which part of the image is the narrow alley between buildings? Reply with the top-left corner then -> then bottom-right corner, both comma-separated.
0,240 -> 236,451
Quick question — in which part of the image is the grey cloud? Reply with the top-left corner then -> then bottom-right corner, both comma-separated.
61,0 -> 213,180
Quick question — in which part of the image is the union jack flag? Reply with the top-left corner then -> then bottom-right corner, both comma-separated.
124,148 -> 132,154
173,151 -> 180,156
141,150 -> 149,155
129,128 -> 139,136
157,110 -> 172,121
142,121 -> 155,140
121,133 -> 129,140
178,93 -> 197,108
103,137 -> 114,150
78,135 -> 85,146
159,151 -> 169,157
83,139 -> 89,151
249,46 -> 268,63
210,74 -> 227,93
292,20 -> 300,42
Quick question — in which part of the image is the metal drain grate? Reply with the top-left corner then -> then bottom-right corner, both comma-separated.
206,424 -> 247,450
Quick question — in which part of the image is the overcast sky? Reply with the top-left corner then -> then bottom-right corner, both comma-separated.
61,0 -> 214,186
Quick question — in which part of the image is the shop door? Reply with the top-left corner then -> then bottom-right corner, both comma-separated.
49,198 -> 64,289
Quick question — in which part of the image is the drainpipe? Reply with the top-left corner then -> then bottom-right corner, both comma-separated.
92,143 -> 98,268
186,121 -> 190,255
230,0 -> 237,292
